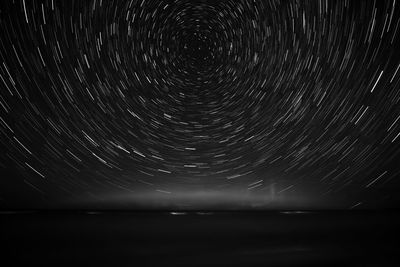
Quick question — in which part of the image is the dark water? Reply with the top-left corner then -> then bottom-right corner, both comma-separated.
1,211 -> 399,266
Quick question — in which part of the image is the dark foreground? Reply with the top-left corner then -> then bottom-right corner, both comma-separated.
1,211 -> 399,266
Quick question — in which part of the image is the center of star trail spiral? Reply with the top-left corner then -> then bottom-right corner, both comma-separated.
1,0 -> 400,207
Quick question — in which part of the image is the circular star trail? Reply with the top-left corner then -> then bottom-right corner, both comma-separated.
1,0 -> 400,208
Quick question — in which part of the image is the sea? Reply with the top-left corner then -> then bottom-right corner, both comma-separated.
1,210 -> 399,266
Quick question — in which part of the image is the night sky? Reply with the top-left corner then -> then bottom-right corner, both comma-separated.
1,0 -> 400,209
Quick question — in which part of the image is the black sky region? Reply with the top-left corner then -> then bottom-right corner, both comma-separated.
1,0 -> 400,209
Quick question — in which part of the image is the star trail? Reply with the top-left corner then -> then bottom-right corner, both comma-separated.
1,0 -> 400,209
